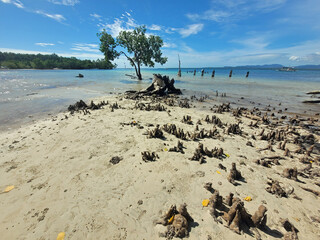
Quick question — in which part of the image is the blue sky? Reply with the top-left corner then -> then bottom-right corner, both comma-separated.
1,0 -> 320,67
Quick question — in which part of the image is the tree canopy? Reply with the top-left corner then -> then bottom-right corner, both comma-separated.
98,25 -> 167,80
0,52 -> 114,70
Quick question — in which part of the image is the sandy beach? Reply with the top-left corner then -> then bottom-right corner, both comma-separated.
1,91 -> 320,239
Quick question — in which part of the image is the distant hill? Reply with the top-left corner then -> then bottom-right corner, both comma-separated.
222,64 -> 320,70
224,64 -> 283,69
295,65 -> 320,70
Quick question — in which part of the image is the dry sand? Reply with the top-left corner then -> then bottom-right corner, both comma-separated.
0,94 -> 320,240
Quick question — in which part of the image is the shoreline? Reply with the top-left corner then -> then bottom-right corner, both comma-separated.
1,87 -> 318,134
1,92 -> 320,239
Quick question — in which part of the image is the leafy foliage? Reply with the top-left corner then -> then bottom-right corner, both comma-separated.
98,25 -> 167,80
0,52 -> 115,69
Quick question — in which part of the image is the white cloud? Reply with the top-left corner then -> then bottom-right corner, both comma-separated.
187,10 -> 231,22
48,0 -> 79,6
289,56 -> 299,61
163,42 -> 177,48
99,13 -> 138,37
71,43 -> 100,53
90,13 -> 102,20
35,10 -> 66,22
1,0 -> 24,8
149,24 -> 161,31
230,35 -> 270,50
35,42 -> 55,47
178,24 -> 204,38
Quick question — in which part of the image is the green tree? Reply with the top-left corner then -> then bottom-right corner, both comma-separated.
97,25 -> 167,80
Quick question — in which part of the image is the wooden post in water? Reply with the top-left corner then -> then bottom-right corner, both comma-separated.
229,70 -> 233,77
212,70 -> 215,78
177,54 -> 181,77
194,69 -> 196,76
201,69 -> 204,76
246,71 -> 250,78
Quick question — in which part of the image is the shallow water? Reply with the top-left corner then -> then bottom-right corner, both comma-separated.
0,68 -> 319,131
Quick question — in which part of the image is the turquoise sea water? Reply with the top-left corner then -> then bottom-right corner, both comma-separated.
0,68 -> 319,131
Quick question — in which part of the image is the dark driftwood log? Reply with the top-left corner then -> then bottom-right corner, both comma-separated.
125,74 -> 182,98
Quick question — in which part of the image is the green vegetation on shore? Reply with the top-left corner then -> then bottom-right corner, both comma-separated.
0,52 -> 115,70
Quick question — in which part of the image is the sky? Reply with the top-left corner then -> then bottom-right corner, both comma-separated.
1,0 -> 320,68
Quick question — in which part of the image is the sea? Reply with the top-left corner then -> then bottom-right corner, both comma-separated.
0,68 -> 319,131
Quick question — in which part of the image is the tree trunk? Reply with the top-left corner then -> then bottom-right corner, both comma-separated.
137,62 -> 142,80
125,74 -> 182,99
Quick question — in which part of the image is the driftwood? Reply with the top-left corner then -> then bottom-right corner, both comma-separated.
126,74 -> 182,98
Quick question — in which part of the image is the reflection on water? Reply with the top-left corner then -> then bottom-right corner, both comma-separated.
0,68 -> 319,131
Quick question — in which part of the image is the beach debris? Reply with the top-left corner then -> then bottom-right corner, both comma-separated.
204,115 -> 224,127
147,125 -> 164,139
168,141 -> 185,154
280,218 -> 299,240
181,115 -> 193,125
227,163 -> 243,185
56,232 -> 66,240
141,151 -> 159,162
283,167 -> 298,181
244,196 -> 252,201
265,178 -> 288,197
2,185 -> 15,193
110,156 -> 123,165
126,74 -> 182,99
157,203 -> 194,239
202,199 -> 210,207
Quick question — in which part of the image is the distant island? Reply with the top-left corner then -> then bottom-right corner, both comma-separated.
223,64 -> 320,70
0,52 -> 115,70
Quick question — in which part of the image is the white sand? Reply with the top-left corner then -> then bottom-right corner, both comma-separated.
0,95 -> 320,239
